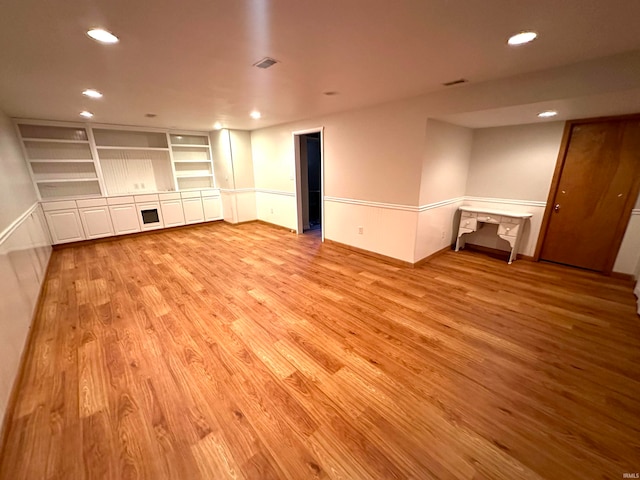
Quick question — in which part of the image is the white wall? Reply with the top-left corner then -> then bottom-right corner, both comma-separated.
250,100 -> 427,261
0,113 -> 37,231
211,129 -> 257,223
0,109 -> 51,425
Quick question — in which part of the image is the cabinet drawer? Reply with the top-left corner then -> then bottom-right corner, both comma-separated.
76,197 -> 107,208
477,214 -> 501,224
159,192 -> 181,201
199,189 -> 219,198
42,200 -> 77,211
500,216 -> 521,224
459,217 -> 477,230
180,190 -> 201,199
498,223 -> 520,237
461,211 -> 477,218
107,196 -> 135,205
134,194 -> 159,202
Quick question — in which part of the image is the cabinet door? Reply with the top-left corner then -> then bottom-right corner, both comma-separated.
45,209 -> 85,244
202,196 -> 222,221
79,206 -> 114,239
182,198 -> 204,224
109,204 -> 141,235
160,199 -> 185,227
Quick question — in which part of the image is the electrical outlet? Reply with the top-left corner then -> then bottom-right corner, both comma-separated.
141,183 -> 145,189
358,226 -> 364,235
270,208 -> 274,214
134,183 -> 139,189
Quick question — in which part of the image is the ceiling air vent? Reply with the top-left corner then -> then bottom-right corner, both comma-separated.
442,78 -> 468,87
253,57 -> 278,69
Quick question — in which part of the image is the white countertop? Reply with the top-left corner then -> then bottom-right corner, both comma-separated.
459,205 -> 533,218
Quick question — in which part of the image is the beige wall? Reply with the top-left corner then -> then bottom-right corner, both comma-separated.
419,119 -> 473,206
0,111 -> 38,231
252,99 -> 425,205
229,130 -> 255,189
465,122 -> 565,201
210,129 -> 234,190
414,119 -> 472,262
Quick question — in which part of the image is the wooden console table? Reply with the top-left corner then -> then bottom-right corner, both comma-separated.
455,206 -> 533,264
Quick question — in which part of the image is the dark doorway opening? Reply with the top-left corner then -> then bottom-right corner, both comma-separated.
301,133 -> 321,232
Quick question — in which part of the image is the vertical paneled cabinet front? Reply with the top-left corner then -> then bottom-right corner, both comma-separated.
108,197 -> 141,235
160,193 -> 185,228
202,194 -> 223,221
43,201 -> 85,244
181,191 -> 205,224
77,198 -> 114,239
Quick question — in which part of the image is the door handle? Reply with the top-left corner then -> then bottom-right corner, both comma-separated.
554,204 -> 561,212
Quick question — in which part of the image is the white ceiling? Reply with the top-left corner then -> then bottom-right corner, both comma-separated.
2,0 -> 640,131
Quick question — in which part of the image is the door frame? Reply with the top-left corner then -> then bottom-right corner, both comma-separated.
292,127 -> 325,241
534,113 -> 640,273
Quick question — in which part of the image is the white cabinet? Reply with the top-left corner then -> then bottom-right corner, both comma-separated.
182,197 -> 205,224
160,200 -> 185,227
202,196 -> 222,221
78,206 -> 114,239
109,204 -> 141,235
45,209 -> 85,244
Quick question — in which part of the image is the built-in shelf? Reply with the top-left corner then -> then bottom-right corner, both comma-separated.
35,178 -> 99,183
175,174 -> 214,179
172,144 -> 210,148
30,159 -> 95,163
96,146 -> 170,151
21,138 -> 90,144
17,123 -> 103,200
169,133 -> 214,191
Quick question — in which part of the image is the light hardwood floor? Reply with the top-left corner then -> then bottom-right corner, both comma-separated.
1,221 -> 639,479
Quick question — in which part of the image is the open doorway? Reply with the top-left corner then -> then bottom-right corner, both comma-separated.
293,128 -> 324,240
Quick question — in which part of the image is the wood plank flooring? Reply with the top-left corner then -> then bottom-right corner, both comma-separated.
1,221 -> 639,479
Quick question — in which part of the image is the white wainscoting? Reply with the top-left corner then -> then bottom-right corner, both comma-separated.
0,204 -> 52,423
255,189 -> 297,230
220,188 -> 257,224
323,198 -> 419,264
414,198 -> 465,263
614,209 -> 640,276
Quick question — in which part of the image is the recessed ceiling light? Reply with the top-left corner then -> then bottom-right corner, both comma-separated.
507,31 -> 537,46
79,111 -> 94,118
250,111 -> 261,119
213,122 -> 223,130
82,89 -> 103,99
538,110 -> 558,118
87,28 -> 119,44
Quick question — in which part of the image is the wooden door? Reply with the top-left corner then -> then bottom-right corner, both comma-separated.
539,119 -> 640,272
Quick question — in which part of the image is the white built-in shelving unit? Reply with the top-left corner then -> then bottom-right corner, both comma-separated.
169,133 -> 215,190
15,120 -> 216,200
17,123 -> 103,199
